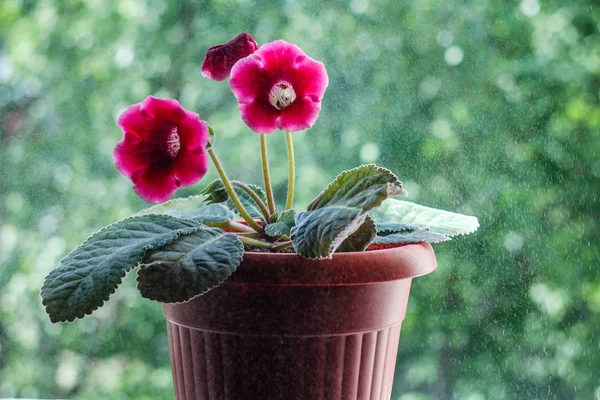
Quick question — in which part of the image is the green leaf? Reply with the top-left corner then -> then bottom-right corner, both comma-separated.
307,164 -> 406,211
292,206 -> 368,259
373,224 -> 450,245
40,215 -> 205,323
138,195 -> 234,224
264,209 -> 296,237
291,164 -> 405,259
375,222 -> 420,235
336,215 -> 377,252
371,199 -> 479,236
137,228 -> 243,303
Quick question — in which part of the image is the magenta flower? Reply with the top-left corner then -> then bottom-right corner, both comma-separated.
114,96 -> 210,203
229,40 -> 329,134
202,32 -> 259,82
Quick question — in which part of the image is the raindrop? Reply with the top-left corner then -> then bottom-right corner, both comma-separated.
115,46 -> 135,68
520,0 -> 540,17
445,46 -> 464,66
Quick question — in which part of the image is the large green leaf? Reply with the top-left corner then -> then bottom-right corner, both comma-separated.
291,206 -> 368,258
371,199 -> 479,236
264,209 -> 296,237
375,222 -> 420,235
138,196 -> 234,224
336,215 -> 377,252
373,223 -> 450,245
307,164 -> 406,211
137,228 -> 243,303
291,164 -> 405,258
41,215 -> 205,323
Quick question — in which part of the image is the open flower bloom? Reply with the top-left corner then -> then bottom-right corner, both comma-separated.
114,96 -> 210,203
202,32 -> 259,81
229,40 -> 329,133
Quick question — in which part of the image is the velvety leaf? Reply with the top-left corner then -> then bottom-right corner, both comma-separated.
373,227 -> 451,245
371,199 -> 479,236
138,196 -> 234,224
41,215 -> 204,322
292,164 -> 405,258
337,215 -> 377,252
264,209 -> 296,237
137,228 -> 243,303
375,222 -> 421,235
291,206 -> 367,259
307,164 -> 406,211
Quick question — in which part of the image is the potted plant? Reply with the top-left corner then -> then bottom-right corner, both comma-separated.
41,33 -> 478,399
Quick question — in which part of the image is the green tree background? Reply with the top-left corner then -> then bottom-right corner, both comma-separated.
1,0 -> 598,399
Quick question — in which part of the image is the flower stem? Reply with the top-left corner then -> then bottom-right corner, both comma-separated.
231,181 -> 270,221
207,148 -> 262,233
238,236 -> 275,249
284,130 -> 295,210
237,232 -> 263,239
260,134 -> 276,215
223,220 -> 256,233
203,219 -> 256,233
272,240 -> 294,252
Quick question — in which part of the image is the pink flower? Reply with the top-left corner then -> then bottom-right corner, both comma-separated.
114,96 -> 210,203
201,32 -> 259,81
229,40 -> 329,134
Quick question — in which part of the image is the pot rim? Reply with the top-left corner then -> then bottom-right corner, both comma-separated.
224,242 -> 438,286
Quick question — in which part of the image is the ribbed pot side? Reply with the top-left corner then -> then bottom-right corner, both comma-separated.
162,242 -> 438,400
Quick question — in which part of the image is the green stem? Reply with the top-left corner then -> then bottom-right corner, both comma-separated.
260,134 -> 276,215
272,240 -> 294,252
207,148 -> 262,232
232,181 -> 270,220
284,130 -> 295,210
224,220 -> 256,233
202,220 -> 255,233
238,236 -> 275,249
237,232 -> 263,239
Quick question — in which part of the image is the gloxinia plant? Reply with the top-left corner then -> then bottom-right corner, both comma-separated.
41,33 -> 479,322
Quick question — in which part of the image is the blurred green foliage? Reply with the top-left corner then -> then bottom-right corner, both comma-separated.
1,0 -> 598,399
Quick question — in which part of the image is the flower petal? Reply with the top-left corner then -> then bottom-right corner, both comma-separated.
277,96 -> 321,132
178,116 -> 210,152
291,57 -> 329,98
239,100 -> 280,134
255,40 -> 305,77
170,149 -> 209,186
140,96 -> 186,122
202,32 -> 259,81
113,134 -> 152,178
117,103 -> 151,138
230,55 -> 268,104
131,168 -> 180,204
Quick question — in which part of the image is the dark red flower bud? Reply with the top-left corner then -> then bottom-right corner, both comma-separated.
201,32 -> 259,81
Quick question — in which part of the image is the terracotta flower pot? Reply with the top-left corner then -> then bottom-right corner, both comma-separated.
162,242 -> 437,400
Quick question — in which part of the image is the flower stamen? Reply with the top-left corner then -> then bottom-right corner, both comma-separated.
166,126 -> 181,159
269,80 -> 296,110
